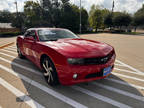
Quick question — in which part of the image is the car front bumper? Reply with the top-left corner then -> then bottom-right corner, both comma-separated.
56,55 -> 115,85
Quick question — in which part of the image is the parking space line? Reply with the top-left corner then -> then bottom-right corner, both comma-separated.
0,56 -> 42,76
4,48 -> 17,52
7,46 -> 16,49
72,86 -> 132,108
112,72 -> 144,82
116,60 -> 143,74
106,78 -> 144,90
0,52 -> 29,64
0,78 -> 45,108
114,68 -> 144,76
0,64 -> 88,108
0,49 -> 17,55
115,64 -> 126,67
92,82 -> 144,102
0,42 -> 14,49
0,52 -> 18,59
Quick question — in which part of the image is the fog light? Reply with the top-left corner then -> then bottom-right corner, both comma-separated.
73,74 -> 78,79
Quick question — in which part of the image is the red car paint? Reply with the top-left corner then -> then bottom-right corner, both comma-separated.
17,28 -> 116,85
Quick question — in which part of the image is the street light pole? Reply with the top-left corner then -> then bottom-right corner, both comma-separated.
14,1 -> 18,14
80,0 -> 82,34
112,0 -> 114,14
14,1 -> 22,31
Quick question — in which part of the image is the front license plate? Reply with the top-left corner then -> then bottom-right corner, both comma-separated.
103,66 -> 112,76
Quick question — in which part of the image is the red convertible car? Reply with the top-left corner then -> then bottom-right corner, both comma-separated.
17,28 -> 116,86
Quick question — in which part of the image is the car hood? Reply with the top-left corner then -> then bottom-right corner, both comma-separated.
42,38 -> 114,58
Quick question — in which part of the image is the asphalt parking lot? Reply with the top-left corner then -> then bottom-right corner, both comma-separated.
0,33 -> 144,108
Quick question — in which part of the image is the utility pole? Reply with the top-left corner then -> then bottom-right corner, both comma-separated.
80,0 -> 82,34
14,1 -> 18,15
14,1 -> 19,24
110,0 -> 114,30
112,0 -> 114,14
14,1 -> 21,31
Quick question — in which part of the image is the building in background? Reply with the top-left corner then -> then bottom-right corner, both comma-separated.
0,23 -> 19,33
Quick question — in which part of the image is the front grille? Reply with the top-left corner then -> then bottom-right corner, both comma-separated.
85,71 -> 103,79
83,51 -> 114,65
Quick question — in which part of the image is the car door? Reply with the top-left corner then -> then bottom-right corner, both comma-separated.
23,30 -> 36,60
29,31 -> 40,63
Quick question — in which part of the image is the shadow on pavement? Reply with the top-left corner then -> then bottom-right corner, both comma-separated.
11,57 -> 144,108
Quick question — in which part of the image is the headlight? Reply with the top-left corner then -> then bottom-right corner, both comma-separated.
67,58 -> 84,65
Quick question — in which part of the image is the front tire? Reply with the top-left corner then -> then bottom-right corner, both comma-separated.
17,45 -> 25,59
42,57 -> 59,86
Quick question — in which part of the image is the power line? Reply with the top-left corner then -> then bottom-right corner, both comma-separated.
14,1 -> 18,14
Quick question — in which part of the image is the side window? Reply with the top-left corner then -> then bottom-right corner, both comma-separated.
29,30 -> 36,37
24,30 -> 36,39
24,31 -> 30,37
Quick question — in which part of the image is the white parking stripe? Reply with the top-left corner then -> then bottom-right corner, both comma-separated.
92,82 -> 144,102
0,56 -> 42,76
0,49 -> 17,55
112,72 -> 144,82
115,64 -> 125,67
114,68 -> 144,76
105,78 -> 144,90
116,60 -> 143,74
0,52 -> 29,64
0,78 -> 45,108
0,52 -> 18,59
0,64 -> 88,108
4,48 -> 17,52
7,46 -> 16,49
72,86 -> 131,108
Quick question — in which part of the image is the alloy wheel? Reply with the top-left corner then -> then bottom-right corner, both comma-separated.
43,59 -> 54,83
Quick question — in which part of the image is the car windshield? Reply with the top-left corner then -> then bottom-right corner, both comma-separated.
38,29 -> 79,41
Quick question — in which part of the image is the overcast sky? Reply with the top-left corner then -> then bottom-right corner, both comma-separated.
0,0 -> 144,14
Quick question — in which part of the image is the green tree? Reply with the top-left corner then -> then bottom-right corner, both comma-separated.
101,9 -> 110,29
42,0 -> 61,27
133,4 -> 144,31
24,1 -> 43,28
104,14 -> 113,28
60,4 -> 80,32
12,0 -> 88,33
11,12 -> 25,31
81,8 -> 89,32
0,10 -> 13,23
113,12 -> 132,30
89,5 -> 103,32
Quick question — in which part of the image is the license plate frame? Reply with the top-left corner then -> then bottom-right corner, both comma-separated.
103,66 -> 112,76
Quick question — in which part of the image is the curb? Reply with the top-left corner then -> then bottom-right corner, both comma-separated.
0,42 -> 15,49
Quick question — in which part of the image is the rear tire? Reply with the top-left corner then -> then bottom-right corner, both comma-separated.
17,45 -> 25,59
42,57 -> 59,86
